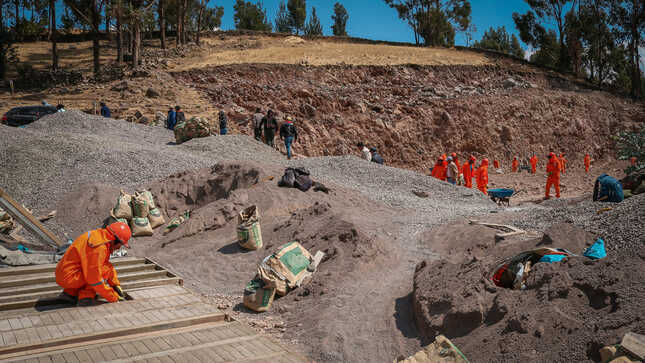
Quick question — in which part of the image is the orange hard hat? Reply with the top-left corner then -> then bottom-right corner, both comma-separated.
107,222 -> 132,247
549,152 -> 555,158
451,152 -> 457,158
441,154 -> 447,160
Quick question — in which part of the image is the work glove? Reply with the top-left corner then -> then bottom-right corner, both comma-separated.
114,285 -> 125,298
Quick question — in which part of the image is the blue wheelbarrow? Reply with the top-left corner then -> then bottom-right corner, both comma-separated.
488,188 -> 515,206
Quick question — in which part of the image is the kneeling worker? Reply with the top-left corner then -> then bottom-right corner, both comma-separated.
55,222 -> 131,306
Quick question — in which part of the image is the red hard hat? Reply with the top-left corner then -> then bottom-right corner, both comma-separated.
469,155 -> 476,161
107,222 -> 132,247
482,158 -> 489,165
451,152 -> 457,158
549,152 -> 556,158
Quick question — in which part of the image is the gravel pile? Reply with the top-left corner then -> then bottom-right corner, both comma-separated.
511,194 -> 645,256
1,110 -> 495,249
0,110 -> 285,213
288,155 -> 494,217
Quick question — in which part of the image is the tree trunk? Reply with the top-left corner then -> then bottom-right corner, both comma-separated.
91,0 -> 100,75
196,0 -> 204,45
132,17 -> 140,67
105,12 -> 111,40
0,0 -> 6,81
51,0 -> 57,70
630,27 -> 641,98
158,0 -> 165,49
181,0 -> 186,44
176,0 -> 181,46
116,0 -> 122,64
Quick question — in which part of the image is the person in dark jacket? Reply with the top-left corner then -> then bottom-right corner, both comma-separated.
260,110 -> 278,147
100,102 -> 111,118
218,111 -> 228,135
167,106 -> 177,130
370,147 -> 384,165
280,116 -> 298,159
175,106 -> 186,125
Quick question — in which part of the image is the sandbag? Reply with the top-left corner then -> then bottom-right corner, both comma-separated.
163,210 -> 190,235
397,335 -> 468,363
111,190 -> 133,219
138,190 -> 157,210
237,205 -> 263,250
243,277 -> 276,312
173,117 -> 211,144
258,261 -> 290,296
265,242 -> 312,289
130,217 -> 153,237
148,208 -> 165,229
131,192 -> 149,218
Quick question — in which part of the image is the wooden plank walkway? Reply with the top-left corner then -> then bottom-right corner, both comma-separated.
0,260 -> 307,362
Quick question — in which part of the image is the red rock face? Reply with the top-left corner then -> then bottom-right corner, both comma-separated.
173,63 -> 644,170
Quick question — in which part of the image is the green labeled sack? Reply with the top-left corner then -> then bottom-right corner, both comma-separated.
163,210 -> 190,235
148,208 -> 165,229
237,205 -> 263,250
139,190 -> 157,210
111,190 -> 133,219
130,217 -> 153,237
131,192 -> 149,218
243,277 -> 276,312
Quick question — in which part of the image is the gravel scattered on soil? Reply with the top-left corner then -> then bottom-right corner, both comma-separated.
510,194 -> 645,256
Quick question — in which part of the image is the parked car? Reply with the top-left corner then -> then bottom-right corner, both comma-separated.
1,105 -> 57,127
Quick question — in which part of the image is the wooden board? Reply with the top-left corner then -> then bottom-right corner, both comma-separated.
0,187 -> 64,247
622,332 -> 645,359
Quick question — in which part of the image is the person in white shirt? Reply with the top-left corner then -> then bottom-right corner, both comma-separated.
357,142 -> 371,161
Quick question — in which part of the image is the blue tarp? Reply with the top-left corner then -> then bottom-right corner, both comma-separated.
583,238 -> 607,260
538,254 -> 568,263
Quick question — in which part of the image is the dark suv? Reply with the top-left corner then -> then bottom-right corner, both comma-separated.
1,105 -> 58,127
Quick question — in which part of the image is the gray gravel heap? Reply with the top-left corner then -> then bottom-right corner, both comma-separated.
511,194 -> 644,256
0,110 -> 285,212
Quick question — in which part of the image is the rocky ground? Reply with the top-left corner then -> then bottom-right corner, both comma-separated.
1,34 -> 643,362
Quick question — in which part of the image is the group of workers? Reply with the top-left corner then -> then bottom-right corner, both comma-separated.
431,152 -> 597,200
430,153 -> 490,195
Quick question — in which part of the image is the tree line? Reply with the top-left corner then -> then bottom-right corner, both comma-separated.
0,0 -> 350,80
385,0 -> 644,98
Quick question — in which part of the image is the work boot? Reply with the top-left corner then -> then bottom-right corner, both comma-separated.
57,291 -> 77,304
77,298 -> 94,307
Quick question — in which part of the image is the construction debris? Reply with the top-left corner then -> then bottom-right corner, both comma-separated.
469,220 -> 526,241
174,116 -> 211,144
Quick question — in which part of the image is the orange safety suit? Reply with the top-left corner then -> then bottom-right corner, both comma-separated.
462,161 -> 473,188
545,156 -> 561,198
512,158 -> 519,172
439,160 -> 448,181
454,158 -> 461,175
493,160 -> 499,169
431,159 -> 442,179
631,156 -> 637,166
559,154 -> 567,174
55,229 -> 121,302
530,156 -> 538,174
584,154 -> 591,173
476,160 -> 489,195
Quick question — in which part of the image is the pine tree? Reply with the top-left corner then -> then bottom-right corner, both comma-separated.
304,6 -> 322,36
275,0 -> 291,33
287,0 -> 305,35
331,2 -> 347,36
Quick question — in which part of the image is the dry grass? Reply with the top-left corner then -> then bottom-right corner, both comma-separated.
173,36 -> 490,71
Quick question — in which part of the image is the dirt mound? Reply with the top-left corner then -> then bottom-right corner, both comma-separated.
412,222 -> 645,362
175,63 -> 644,172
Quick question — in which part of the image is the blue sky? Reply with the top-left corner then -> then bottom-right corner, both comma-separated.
215,0 -> 534,48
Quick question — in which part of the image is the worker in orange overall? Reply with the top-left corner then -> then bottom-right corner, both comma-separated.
559,153 -> 567,174
493,159 -> 500,169
584,153 -> 591,173
530,155 -> 538,174
55,222 -> 131,306
462,156 -> 475,188
431,157 -> 445,180
631,156 -> 637,167
512,157 -> 519,172
545,152 -> 562,199
476,159 -> 489,195
438,154 -> 448,181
